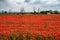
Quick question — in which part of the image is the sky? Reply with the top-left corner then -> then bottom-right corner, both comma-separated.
0,0 -> 60,12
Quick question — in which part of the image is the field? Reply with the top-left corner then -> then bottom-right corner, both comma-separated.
0,14 -> 60,40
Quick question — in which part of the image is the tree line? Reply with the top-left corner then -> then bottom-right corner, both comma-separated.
0,8 -> 60,14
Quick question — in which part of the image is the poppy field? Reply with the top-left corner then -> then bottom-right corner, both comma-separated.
0,14 -> 60,40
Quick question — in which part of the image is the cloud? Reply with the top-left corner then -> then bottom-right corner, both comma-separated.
29,0 -> 36,3
0,0 -> 5,2
41,0 -> 60,5
25,0 -> 30,3
0,0 -> 60,12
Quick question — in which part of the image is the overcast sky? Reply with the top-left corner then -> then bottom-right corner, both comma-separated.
0,0 -> 60,12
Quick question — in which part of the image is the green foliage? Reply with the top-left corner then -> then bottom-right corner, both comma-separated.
20,13 -> 25,15
19,33 -> 24,40
8,34 -> 14,40
25,32 -> 33,40
40,11 -> 46,14
53,11 -> 59,14
36,35 -> 43,40
15,34 -> 19,40
45,36 -> 54,40
15,33 -> 24,40
0,34 -> 4,40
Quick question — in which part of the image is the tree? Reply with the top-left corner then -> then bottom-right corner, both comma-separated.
20,7 -> 25,14
49,10 -> 53,14
38,8 -> 40,13
53,10 -> 59,14
2,10 -> 4,14
9,9 -> 11,14
33,7 -> 36,14
4,11 -> 7,14
40,11 -> 46,14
